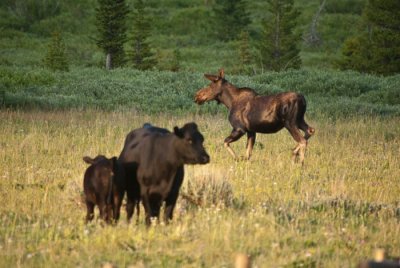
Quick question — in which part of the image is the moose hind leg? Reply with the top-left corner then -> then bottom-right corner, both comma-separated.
298,119 -> 315,140
286,124 -> 307,164
224,129 -> 245,160
245,132 -> 256,160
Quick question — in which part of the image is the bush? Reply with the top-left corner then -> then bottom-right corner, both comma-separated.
0,66 -> 399,117
180,168 -> 234,208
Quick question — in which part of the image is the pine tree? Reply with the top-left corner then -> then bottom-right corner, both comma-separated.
213,0 -> 251,41
238,30 -> 253,74
95,0 -> 128,69
259,0 -> 301,71
129,0 -> 156,70
340,0 -> 400,75
44,31 -> 69,72
170,49 -> 181,72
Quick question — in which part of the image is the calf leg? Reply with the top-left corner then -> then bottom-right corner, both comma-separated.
286,124 -> 307,164
245,132 -> 256,160
224,128 -> 245,160
85,201 -> 95,223
98,199 -> 108,222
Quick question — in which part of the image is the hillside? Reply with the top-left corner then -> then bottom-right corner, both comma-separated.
0,0 -> 366,72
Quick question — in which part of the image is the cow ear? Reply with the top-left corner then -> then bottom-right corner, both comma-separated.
204,74 -> 219,82
218,68 -> 225,79
83,156 -> 94,164
173,126 -> 184,138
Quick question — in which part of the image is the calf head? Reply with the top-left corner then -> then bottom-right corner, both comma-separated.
173,122 -> 210,165
194,69 -> 226,105
83,155 -> 117,175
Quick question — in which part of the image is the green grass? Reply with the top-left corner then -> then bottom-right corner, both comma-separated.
0,110 -> 399,267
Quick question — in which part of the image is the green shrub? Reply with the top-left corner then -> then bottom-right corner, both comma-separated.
0,67 -> 55,91
0,66 -> 399,117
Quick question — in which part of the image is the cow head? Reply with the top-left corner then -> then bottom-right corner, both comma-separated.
194,69 -> 226,105
173,122 -> 210,165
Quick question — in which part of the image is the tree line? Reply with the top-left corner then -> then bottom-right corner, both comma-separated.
44,0 -> 399,76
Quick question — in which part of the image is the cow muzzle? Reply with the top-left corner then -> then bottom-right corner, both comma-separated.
199,154 -> 210,164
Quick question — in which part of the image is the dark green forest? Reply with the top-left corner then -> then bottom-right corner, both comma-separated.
0,0 -> 399,114
0,0 -> 371,70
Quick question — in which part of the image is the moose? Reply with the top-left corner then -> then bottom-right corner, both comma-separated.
118,122 -> 210,226
194,69 -> 315,164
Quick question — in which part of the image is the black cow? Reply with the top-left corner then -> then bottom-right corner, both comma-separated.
82,155 -> 117,223
118,122 -> 209,225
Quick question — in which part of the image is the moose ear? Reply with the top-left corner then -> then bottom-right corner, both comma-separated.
218,68 -> 225,79
204,74 -> 219,82
173,126 -> 184,138
83,156 -> 94,164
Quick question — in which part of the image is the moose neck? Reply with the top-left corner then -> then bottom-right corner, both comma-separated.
218,82 -> 241,110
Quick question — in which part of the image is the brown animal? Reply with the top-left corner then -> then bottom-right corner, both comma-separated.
83,155 -> 122,223
119,123 -> 210,226
194,69 -> 315,164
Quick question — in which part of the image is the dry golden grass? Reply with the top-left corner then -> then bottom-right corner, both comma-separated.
0,109 -> 399,267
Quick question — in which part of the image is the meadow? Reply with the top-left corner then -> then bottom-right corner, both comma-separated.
1,109 -> 399,267
1,0 -> 400,266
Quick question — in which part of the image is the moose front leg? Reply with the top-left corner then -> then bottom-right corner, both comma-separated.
245,132 -> 256,160
224,128 -> 245,160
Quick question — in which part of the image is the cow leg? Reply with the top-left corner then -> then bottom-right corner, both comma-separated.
135,200 -> 140,224
141,194 -> 152,226
149,194 -> 162,225
164,166 -> 184,224
224,129 -> 245,160
141,187 -> 152,226
286,124 -> 307,164
85,201 -> 95,223
126,199 -> 135,223
245,132 -> 256,160
106,204 -> 113,224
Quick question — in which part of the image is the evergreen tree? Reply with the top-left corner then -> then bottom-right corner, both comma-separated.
259,0 -> 301,71
213,0 -> 251,41
44,31 -> 69,71
170,49 -> 181,72
238,30 -> 253,74
340,0 -> 400,75
129,0 -> 156,70
95,0 -> 128,69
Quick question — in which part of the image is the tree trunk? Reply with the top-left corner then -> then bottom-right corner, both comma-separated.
106,53 -> 112,70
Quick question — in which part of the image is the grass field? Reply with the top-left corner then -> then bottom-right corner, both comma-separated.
1,109 -> 399,267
